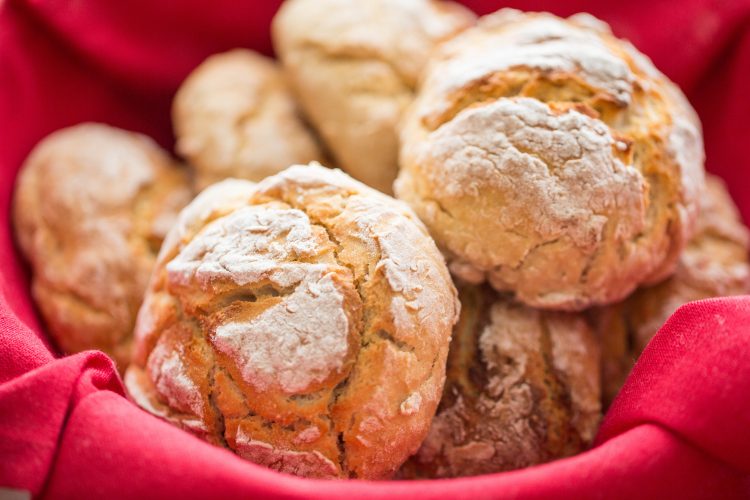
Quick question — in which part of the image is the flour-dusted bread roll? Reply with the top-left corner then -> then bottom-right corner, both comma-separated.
400,284 -> 601,478
397,9 -> 705,311
173,49 -> 323,189
272,0 -> 475,193
125,164 -> 459,479
593,174 -> 750,407
13,123 -> 192,370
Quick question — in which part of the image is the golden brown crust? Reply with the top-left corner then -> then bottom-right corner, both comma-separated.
592,174 -> 750,407
13,123 -> 192,371
125,164 -> 459,479
399,284 -> 601,478
173,49 -> 323,189
396,9 -> 705,310
272,0 -> 475,193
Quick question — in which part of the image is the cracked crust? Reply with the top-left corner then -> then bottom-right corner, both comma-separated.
396,9 -> 705,310
399,284 -> 601,478
272,0 -> 475,193
592,174 -> 750,407
12,123 -> 192,371
125,164 -> 459,479
173,49 -> 323,190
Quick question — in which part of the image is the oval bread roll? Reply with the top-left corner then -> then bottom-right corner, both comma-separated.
173,49 -> 323,189
593,174 -> 750,406
400,284 -> 601,478
397,9 -> 705,310
272,0 -> 475,193
13,123 -> 192,370
125,164 -> 459,479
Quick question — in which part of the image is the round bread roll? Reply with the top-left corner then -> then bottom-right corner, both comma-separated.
173,49 -> 323,189
272,0 -> 475,193
13,123 -> 192,370
125,164 -> 459,479
396,9 -> 705,310
593,174 -> 750,407
400,284 -> 601,478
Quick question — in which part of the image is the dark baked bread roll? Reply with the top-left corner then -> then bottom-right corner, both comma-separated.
400,284 -> 601,478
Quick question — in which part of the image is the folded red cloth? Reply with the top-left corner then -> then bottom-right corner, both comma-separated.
1,0 -> 749,497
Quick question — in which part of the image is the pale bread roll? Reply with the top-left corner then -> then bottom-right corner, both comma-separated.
272,0 -> 475,193
173,49 -> 323,189
13,123 -> 192,370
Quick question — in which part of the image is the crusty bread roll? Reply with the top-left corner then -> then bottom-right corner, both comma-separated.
272,0 -> 475,193
400,284 -> 601,478
396,9 -> 705,311
13,123 -> 192,370
593,174 -> 750,407
173,49 -> 322,189
125,164 -> 459,479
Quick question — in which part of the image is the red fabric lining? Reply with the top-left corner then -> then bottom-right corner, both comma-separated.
1,1 -> 749,497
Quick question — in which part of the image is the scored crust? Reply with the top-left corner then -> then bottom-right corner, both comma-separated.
12,123 -> 192,371
173,49 -> 323,190
592,174 -> 750,407
399,284 -> 601,478
272,0 -> 475,193
125,164 -> 459,479
396,9 -> 705,310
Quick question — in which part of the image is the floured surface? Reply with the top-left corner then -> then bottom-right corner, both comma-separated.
420,11 -> 635,125
416,98 -> 643,248
167,206 -> 319,289
158,178 -> 256,267
148,340 -> 205,418
212,270 -> 350,394
234,427 -> 339,479
125,365 -> 209,435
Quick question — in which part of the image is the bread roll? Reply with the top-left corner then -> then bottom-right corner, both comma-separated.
125,164 -> 459,479
272,0 -> 475,193
400,284 -> 601,478
397,9 -> 705,310
13,123 -> 192,370
173,49 -> 322,189
593,174 -> 750,407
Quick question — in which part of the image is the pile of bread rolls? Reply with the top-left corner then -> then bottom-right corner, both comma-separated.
13,2 -> 749,480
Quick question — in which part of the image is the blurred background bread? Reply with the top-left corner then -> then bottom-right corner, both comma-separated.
400,284 -> 600,478
396,9 -> 705,311
593,174 -> 750,407
125,164 -> 459,479
272,0 -> 475,193
173,49 -> 323,190
13,123 -> 192,371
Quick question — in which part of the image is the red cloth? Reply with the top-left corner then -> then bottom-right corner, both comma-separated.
1,0 -> 749,497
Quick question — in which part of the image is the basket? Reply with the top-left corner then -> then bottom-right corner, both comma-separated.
1,1 -> 749,497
